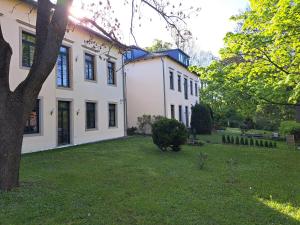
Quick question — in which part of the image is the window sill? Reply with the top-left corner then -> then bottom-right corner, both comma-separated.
85,79 -> 97,83
23,133 -> 42,137
86,128 -> 98,132
57,86 -> 72,91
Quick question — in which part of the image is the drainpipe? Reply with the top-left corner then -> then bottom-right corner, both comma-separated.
122,56 -> 128,136
160,57 -> 167,117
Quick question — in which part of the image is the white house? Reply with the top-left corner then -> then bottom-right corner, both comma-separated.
0,0 -> 127,153
125,47 -> 200,128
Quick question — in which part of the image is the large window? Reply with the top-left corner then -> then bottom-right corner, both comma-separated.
195,83 -> 198,96
178,105 -> 182,122
85,53 -> 95,80
86,102 -> 96,129
184,78 -> 188,100
57,46 -> 70,87
190,80 -> 193,95
24,99 -> 40,134
22,32 -> 35,68
109,104 -> 117,127
169,71 -> 174,90
107,61 -> 116,85
178,75 -> 181,92
171,105 -> 175,119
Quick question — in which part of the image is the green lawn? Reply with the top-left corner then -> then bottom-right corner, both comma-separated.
1,135 -> 300,225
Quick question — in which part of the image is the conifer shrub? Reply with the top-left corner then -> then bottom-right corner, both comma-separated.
230,136 -> 234,144
235,136 -> 240,145
227,135 -> 231,144
269,142 -> 273,148
255,139 -> 259,147
250,138 -> 254,146
274,142 -> 277,148
152,118 -> 188,152
190,103 -> 213,134
240,137 -> 245,145
222,135 -> 226,144
264,140 -> 269,148
260,140 -> 264,147
245,138 -> 249,146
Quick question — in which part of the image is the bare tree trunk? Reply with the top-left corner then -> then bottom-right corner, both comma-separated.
0,97 -> 25,191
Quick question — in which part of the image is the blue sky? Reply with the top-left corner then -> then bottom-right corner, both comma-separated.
72,0 -> 249,55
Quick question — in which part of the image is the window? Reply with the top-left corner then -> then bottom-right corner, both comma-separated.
85,53 -> 95,80
169,71 -> 174,90
178,105 -> 182,122
178,75 -> 181,92
178,53 -> 183,63
57,46 -> 70,87
184,78 -> 188,99
86,102 -> 96,129
195,83 -> 198,96
107,61 -> 116,85
24,99 -> 40,134
109,104 -> 117,127
190,80 -> 193,95
22,32 -> 35,68
185,106 -> 189,127
171,105 -> 175,119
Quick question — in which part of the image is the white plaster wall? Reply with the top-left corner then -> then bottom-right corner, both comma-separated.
125,56 -> 200,128
125,58 -> 165,128
0,0 -> 125,153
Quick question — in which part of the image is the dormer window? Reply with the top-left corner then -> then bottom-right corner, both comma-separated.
178,53 -> 184,63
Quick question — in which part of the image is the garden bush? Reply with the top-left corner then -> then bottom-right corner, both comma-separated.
279,121 -> 300,135
240,137 -> 245,145
264,140 -> 269,148
255,139 -> 259,147
190,103 -> 213,134
250,138 -> 254,146
152,118 -> 188,152
127,127 -> 137,136
235,136 -> 240,145
245,138 -> 249,146
230,136 -> 234,144
222,135 -> 226,144
227,135 -> 231,144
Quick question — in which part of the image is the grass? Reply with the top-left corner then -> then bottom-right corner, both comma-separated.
0,134 -> 300,225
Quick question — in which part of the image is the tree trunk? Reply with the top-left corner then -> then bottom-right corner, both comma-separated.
0,97 -> 25,191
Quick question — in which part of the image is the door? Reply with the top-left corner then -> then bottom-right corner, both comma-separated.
58,101 -> 71,145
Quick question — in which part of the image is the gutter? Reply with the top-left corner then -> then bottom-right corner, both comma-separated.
160,57 -> 167,117
122,56 -> 128,136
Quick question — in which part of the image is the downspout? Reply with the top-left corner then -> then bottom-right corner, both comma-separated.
122,56 -> 128,136
160,57 -> 167,117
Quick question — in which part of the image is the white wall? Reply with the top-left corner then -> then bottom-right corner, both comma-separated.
0,0 -> 125,153
126,58 -> 165,128
125,56 -> 200,128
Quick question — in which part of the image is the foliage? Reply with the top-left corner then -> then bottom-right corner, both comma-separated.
235,136 -> 240,145
230,136 -> 234,144
145,39 -> 173,52
127,127 -> 137,136
240,137 -> 245,145
198,152 -> 208,170
151,118 -> 188,151
222,135 -> 226,144
279,121 -> 300,135
245,138 -> 249,146
191,103 -> 213,134
137,115 -> 165,134
255,139 -> 259,147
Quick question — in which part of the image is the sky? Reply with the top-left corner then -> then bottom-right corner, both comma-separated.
71,0 -> 249,56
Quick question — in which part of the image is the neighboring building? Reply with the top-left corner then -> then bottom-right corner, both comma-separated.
0,0 -> 127,153
125,47 -> 200,128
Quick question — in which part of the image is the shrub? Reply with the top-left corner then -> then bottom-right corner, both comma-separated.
222,135 -> 226,144
226,135 -> 231,144
198,152 -> 208,170
260,140 -> 264,147
264,140 -> 269,148
240,137 -> 245,145
152,118 -> 188,152
127,127 -> 137,136
245,138 -> 249,146
190,103 -> 213,134
274,142 -> 277,148
235,136 -> 240,145
255,139 -> 259,147
230,136 -> 235,144
250,138 -> 254,146
269,142 -> 273,148
279,121 -> 300,135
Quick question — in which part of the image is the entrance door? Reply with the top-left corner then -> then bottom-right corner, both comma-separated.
58,101 -> 71,145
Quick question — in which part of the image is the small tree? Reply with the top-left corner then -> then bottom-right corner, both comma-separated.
152,118 -> 188,151
235,136 -> 240,145
190,103 -> 213,134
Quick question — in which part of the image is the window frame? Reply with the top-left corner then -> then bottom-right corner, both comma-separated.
56,45 -> 71,88
84,52 -> 96,81
108,103 -> 118,128
169,70 -> 174,90
190,80 -> 193,95
178,105 -> 182,122
195,83 -> 198,97
24,99 -> 41,136
21,30 -> 36,69
107,60 -> 117,86
184,77 -> 188,100
171,104 -> 175,119
85,101 -> 97,131
177,74 -> 182,92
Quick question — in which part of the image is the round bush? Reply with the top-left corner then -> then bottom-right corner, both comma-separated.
152,118 -> 188,151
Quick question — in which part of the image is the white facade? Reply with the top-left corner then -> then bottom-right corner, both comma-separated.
0,1 -> 126,153
125,56 -> 200,128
